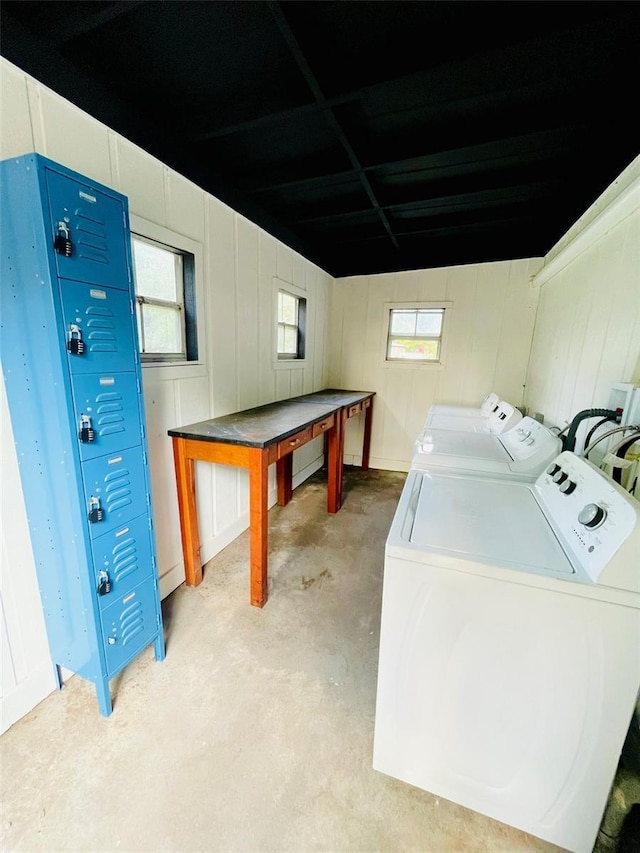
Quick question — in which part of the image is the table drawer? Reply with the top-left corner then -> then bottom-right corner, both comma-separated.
277,426 -> 313,459
312,413 -> 335,438
362,397 -> 372,410
347,402 -> 362,418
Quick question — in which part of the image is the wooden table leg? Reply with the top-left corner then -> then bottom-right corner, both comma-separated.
172,437 -> 203,586
276,454 -> 293,506
249,448 -> 269,607
362,398 -> 373,470
327,414 -> 343,514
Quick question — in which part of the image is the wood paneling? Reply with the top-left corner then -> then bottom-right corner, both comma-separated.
525,202 -> 640,430
329,259 -> 542,470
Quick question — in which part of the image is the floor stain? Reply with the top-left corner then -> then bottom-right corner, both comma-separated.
301,568 -> 332,590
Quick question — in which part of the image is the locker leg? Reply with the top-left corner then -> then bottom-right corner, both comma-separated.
154,632 -> 166,662
96,677 -> 113,717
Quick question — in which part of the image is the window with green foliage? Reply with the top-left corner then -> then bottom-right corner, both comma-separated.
277,290 -> 306,360
386,307 -> 445,362
131,234 -> 197,363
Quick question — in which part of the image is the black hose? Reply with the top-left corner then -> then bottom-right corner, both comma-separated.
563,408 -> 621,452
585,416 -> 619,448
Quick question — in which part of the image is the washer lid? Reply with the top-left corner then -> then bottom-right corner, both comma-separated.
407,473 -> 574,576
415,430 -> 512,462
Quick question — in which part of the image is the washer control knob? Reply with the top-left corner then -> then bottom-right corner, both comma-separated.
559,479 -> 576,495
552,469 -> 568,485
547,463 -> 561,476
578,503 -> 607,529
519,430 -> 531,440
525,437 -> 535,445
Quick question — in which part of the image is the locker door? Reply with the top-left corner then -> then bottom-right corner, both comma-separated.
71,372 -> 143,461
91,513 -> 154,604
82,447 -> 149,537
60,280 -> 138,375
45,168 -> 130,289
100,578 -> 161,676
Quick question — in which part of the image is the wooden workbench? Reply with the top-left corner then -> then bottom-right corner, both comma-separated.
168,389 -> 375,607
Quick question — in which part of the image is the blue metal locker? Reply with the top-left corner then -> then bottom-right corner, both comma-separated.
0,153 -> 165,716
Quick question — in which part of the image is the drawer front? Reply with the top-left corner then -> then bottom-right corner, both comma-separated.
312,413 -> 335,438
347,402 -> 362,418
362,397 -> 372,410
277,426 -> 313,459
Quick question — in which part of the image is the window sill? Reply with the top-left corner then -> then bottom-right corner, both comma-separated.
141,360 -> 208,381
273,358 -> 307,370
382,360 -> 445,370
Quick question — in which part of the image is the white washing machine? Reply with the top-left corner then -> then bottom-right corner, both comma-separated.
424,399 -> 522,434
428,391 -> 500,420
412,415 -> 561,481
373,452 -> 640,853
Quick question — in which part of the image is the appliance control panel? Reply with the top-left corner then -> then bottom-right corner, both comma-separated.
486,401 -> 522,434
536,451 -> 639,584
480,391 -> 500,416
499,416 -> 562,463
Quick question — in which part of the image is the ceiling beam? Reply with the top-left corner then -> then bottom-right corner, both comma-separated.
266,0 -> 399,252
0,10 -> 325,272
242,125 -> 589,196
48,1 -> 148,47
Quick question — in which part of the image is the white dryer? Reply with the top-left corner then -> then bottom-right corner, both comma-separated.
424,399 -> 522,434
412,415 -> 561,481
373,452 -> 640,853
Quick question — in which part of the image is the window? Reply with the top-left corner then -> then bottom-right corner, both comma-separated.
386,306 -> 447,363
131,234 -> 197,363
277,289 -> 306,360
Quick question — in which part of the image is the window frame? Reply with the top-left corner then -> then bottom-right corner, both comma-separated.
273,278 -> 308,367
382,301 -> 452,368
129,215 -> 205,378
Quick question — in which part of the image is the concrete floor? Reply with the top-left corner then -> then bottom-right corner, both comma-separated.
1,468 -> 566,853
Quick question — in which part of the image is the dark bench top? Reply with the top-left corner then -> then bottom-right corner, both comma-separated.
290,389 -> 375,407
167,389 -> 375,449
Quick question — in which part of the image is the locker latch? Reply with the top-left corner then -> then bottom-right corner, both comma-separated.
67,324 -> 85,355
88,496 -> 104,524
54,221 -> 72,257
97,570 -> 112,596
79,414 -> 95,443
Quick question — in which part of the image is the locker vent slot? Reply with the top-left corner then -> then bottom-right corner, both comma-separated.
104,468 -> 133,513
96,392 -> 125,436
112,537 -> 141,583
120,600 -> 144,646
76,210 -> 108,265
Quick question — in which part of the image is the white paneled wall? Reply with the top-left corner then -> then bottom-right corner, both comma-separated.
525,157 -> 640,430
0,59 -> 331,731
328,259 -> 542,471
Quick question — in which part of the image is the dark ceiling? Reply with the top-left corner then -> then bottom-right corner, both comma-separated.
2,1 -> 639,278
